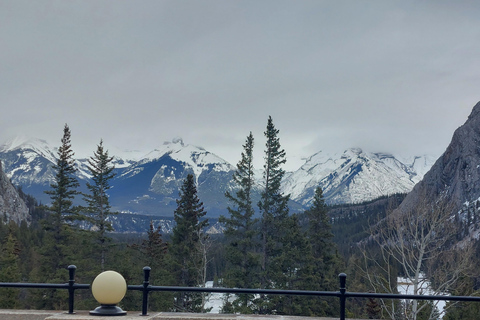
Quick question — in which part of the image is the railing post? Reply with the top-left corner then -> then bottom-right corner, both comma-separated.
339,273 -> 347,320
68,265 -> 77,314
141,266 -> 152,316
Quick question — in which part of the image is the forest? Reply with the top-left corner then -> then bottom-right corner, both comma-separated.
1,120 -> 480,320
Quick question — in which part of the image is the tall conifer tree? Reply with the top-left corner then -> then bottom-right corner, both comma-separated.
45,124 -> 81,225
38,124 -> 81,309
131,221 -> 173,311
299,186 -> 341,316
220,132 -> 260,313
83,139 -> 117,271
258,116 -> 290,288
306,187 -> 335,265
42,124 -> 81,269
171,174 -> 209,312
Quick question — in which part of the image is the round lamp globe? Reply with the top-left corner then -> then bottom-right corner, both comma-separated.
91,270 -> 127,305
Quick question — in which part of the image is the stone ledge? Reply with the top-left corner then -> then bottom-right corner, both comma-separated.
0,310 -> 61,320
0,310 -> 370,320
46,310 -> 161,319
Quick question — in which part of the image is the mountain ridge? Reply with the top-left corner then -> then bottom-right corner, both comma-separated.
0,136 -> 435,218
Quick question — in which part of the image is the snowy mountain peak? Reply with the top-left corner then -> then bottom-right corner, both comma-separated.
166,137 -> 185,147
344,147 -> 363,156
1,136 -> 53,152
282,148 -> 436,206
0,137 -> 57,164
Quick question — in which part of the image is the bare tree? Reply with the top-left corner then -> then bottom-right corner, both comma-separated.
196,229 -> 213,312
361,194 -> 474,320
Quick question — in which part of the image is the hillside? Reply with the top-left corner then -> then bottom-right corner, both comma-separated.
0,161 -> 30,224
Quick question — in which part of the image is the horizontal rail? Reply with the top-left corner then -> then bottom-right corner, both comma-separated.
345,291 -> 480,302
128,284 -> 341,297
0,282 -> 90,290
1,266 -> 480,319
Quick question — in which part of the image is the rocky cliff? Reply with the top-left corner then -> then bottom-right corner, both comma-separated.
0,161 -> 30,224
398,101 -> 480,213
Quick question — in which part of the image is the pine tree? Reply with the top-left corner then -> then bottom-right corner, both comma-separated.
41,124 -> 81,273
219,132 -> 260,313
171,174 -> 209,312
300,186 -> 342,316
35,124 -> 81,309
131,221 -> 173,311
45,124 -> 81,225
83,139 -> 117,271
268,214 -> 312,315
305,186 -> 336,286
258,116 -> 290,290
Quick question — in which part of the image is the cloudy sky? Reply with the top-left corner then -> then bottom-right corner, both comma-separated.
1,1 -> 479,170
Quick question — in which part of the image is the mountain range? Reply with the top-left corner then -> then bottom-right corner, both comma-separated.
0,136 -> 434,219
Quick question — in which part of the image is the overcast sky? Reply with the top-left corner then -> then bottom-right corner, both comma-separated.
1,1 -> 479,170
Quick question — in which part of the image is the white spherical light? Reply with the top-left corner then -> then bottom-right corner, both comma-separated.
91,270 -> 127,305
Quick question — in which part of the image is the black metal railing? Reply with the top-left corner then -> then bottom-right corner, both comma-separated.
2,266 -> 480,319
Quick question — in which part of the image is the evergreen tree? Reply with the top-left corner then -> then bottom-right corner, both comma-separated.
267,214 -> 312,315
300,186 -> 342,316
45,124 -> 81,225
42,124 -> 80,262
83,139 -> 117,271
305,187 -> 338,288
258,116 -> 290,290
366,298 -> 382,319
131,221 -> 173,311
36,124 -> 81,309
219,132 -> 260,313
0,223 -> 21,309
171,174 -> 209,312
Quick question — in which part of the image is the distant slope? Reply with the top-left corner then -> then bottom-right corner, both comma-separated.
282,148 -> 435,206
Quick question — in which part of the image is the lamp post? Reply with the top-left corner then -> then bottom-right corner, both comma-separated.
90,271 -> 127,316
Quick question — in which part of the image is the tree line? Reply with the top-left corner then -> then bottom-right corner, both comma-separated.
0,120 -> 341,316
2,119 -> 479,319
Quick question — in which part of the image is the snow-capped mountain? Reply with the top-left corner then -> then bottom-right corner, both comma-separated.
282,148 -> 436,206
0,136 -> 435,220
0,137 -> 59,202
109,138 -> 236,217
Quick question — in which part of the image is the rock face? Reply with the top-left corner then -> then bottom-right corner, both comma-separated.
399,101 -> 480,213
0,161 -> 30,225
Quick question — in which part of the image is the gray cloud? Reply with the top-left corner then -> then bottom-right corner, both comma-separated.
1,0 -> 479,170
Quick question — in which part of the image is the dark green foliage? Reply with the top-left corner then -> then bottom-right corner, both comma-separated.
32,124 -> 84,309
366,297 -> 381,319
41,124 -> 82,272
265,213 -> 312,314
0,223 -> 21,308
171,174 -> 209,312
304,187 -> 339,290
82,139 -> 117,270
258,116 -> 290,292
130,221 -> 174,311
444,300 -> 480,320
219,132 -> 261,313
329,193 -> 407,258
294,187 -> 343,316
44,124 -> 81,223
